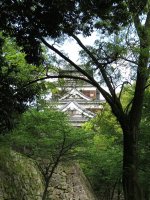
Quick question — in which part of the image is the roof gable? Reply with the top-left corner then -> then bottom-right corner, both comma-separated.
60,88 -> 92,101
60,101 -> 95,118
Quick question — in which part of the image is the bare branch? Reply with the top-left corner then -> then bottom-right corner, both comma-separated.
144,83 -> 150,90
119,56 -> 138,65
17,74 -> 93,90
40,37 -> 114,105
118,81 -> 132,100
71,34 -> 116,97
124,98 -> 133,114
40,37 -> 94,83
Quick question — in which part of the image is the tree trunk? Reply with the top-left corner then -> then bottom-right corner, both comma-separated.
122,126 -> 143,200
42,180 -> 49,200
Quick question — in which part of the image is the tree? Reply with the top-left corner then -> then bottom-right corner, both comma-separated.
82,106 -> 123,200
1,1 -> 150,199
5,108 -> 89,200
0,34 -> 46,134
82,88 -> 150,200
81,133 -> 123,200
138,88 -> 150,200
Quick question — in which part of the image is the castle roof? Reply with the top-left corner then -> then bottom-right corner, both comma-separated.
60,101 -> 95,118
60,88 -> 92,101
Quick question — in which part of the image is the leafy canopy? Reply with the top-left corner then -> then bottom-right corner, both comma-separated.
0,34 -> 46,134
5,108 -> 90,161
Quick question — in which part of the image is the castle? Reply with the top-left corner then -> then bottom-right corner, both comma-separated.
51,70 -> 104,126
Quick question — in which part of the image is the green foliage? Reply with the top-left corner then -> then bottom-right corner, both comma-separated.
2,37 -> 38,82
1,108 -> 92,199
120,85 -> 135,112
0,0 -> 78,64
3,108 -> 90,165
82,86 -> 150,198
82,84 -> 148,197
81,133 -> 122,198
0,0 -> 134,65
84,105 -> 122,141
1,1 -> 150,199
0,34 -> 47,134
82,108 -> 123,198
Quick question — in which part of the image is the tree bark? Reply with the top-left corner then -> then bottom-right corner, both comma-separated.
122,125 -> 143,200
42,180 -> 49,200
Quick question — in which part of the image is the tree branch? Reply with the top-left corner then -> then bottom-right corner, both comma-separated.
119,56 -> 138,65
124,98 -> 133,114
16,74 -> 93,91
133,14 -> 144,40
71,34 -> 116,97
145,9 -> 150,29
40,37 -> 94,83
127,4 -> 150,125
144,83 -> 150,90
40,37 -> 114,105
118,81 -> 131,100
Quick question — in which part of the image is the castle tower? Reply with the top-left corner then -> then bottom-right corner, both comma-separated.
52,70 -> 103,126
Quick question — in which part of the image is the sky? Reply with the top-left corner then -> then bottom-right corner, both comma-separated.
59,32 -> 98,63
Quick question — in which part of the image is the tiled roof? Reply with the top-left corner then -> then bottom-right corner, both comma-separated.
60,101 -> 95,118
60,88 -> 92,101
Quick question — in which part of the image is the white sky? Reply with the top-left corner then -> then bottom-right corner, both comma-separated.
60,32 -> 98,63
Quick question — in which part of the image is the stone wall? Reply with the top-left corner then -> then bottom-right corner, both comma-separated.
0,149 -> 43,200
0,148 -> 44,200
48,163 -> 97,200
0,148 -> 97,200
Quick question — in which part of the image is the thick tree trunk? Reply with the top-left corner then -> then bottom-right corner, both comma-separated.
122,126 -> 143,200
